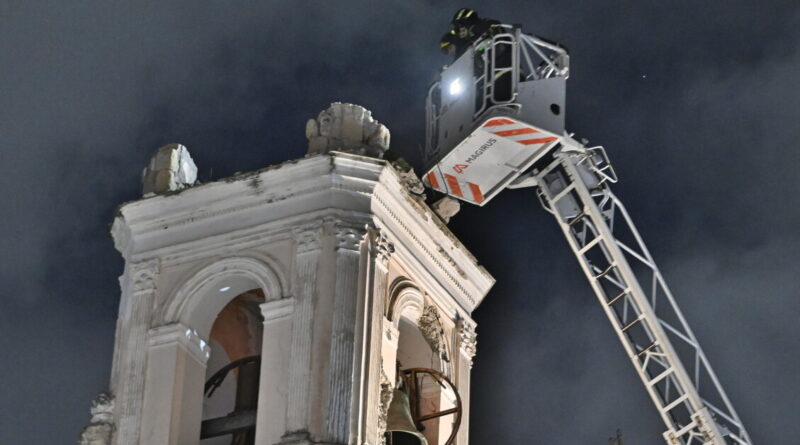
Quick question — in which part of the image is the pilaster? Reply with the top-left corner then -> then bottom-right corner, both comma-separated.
358,228 -> 394,445
111,259 -> 159,445
326,221 -> 366,443
256,298 -> 295,445
139,323 -> 210,445
281,226 -> 323,444
455,319 -> 477,445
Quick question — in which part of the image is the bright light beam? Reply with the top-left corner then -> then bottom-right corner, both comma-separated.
449,78 -> 464,96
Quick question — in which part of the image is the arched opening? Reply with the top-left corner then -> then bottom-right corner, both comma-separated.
140,257 -> 289,445
390,309 -> 459,445
201,289 -> 265,445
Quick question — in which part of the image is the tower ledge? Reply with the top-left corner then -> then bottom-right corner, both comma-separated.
112,151 -> 494,313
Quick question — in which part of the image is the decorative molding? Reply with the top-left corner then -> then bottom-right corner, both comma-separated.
372,194 -> 476,307
386,280 -> 425,325
457,319 -> 477,368
292,224 -> 323,254
334,221 -> 366,252
79,393 -> 115,445
375,230 -> 395,265
131,259 -> 159,294
147,323 -> 210,364
117,154 -> 381,247
163,256 -> 285,326
155,228 -> 293,269
261,297 -> 295,323
418,304 -> 450,363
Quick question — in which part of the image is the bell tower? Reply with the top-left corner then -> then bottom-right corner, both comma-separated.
100,103 -> 494,445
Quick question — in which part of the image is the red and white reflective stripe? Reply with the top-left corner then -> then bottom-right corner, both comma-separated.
468,182 -> 484,203
425,170 -> 447,193
443,173 -> 484,204
443,173 -> 462,196
483,118 -> 515,127
425,171 -> 441,190
483,118 -> 558,146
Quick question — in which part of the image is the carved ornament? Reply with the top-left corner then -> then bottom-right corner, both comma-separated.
79,393 -> 115,445
457,319 -> 478,368
131,259 -> 159,294
418,304 -> 450,363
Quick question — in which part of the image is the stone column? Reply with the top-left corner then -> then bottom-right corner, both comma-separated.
282,226 -> 323,444
139,324 -> 210,445
255,298 -> 295,445
325,222 -> 365,444
455,320 -> 477,445
111,259 -> 159,445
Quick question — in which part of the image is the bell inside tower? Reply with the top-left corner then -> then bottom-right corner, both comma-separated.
200,289 -> 265,445
385,316 -> 462,445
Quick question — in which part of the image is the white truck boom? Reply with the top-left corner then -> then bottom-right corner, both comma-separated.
422,25 -> 752,445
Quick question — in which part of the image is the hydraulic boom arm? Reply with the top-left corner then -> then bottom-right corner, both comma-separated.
421,20 -> 752,443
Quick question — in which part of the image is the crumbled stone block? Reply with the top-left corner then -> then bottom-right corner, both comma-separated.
141,143 -> 197,196
306,103 -> 390,158
432,196 -> 461,223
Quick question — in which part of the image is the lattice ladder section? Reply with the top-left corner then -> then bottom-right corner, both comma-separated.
533,148 -> 752,445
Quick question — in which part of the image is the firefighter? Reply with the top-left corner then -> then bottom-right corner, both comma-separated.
439,31 -> 460,58
440,9 -> 503,59
450,8 -> 502,47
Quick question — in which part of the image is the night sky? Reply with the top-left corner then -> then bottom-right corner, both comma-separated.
1,2 -> 798,444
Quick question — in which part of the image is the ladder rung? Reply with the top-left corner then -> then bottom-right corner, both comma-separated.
578,236 -> 603,255
636,341 -> 658,357
567,209 -> 587,226
621,314 -> 645,333
607,289 -> 629,306
594,263 -> 616,279
661,393 -> 690,414
672,421 -> 699,439
551,183 -> 575,204
647,367 -> 674,387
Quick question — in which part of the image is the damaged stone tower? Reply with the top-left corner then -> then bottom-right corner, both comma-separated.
97,103 -> 494,445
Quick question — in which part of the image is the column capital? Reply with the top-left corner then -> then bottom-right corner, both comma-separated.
333,221 -> 366,252
292,225 -> 323,254
260,297 -> 295,323
130,258 -> 159,294
148,323 -> 210,364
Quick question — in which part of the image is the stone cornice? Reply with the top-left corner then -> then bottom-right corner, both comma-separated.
112,154 -> 380,258
371,168 -> 495,312
112,152 -> 493,311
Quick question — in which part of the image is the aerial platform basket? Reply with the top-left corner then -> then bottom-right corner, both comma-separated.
422,25 -> 570,206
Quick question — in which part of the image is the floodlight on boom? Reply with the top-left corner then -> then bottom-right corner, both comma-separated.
449,78 -> 464,96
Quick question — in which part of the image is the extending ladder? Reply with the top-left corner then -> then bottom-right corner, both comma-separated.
532,146 -> 752,445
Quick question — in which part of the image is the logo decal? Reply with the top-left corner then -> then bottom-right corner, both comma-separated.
453,164 -> 469,173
